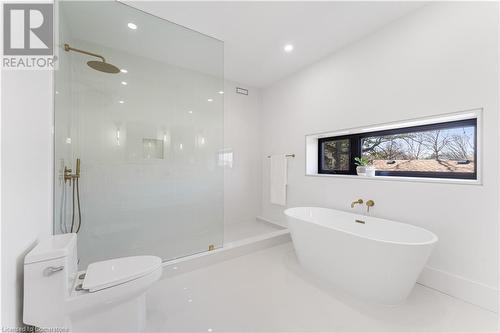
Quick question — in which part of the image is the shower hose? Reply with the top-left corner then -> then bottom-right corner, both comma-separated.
70,177 -> 82,233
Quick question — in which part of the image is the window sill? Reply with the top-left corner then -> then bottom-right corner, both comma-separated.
305,173 -> 481,185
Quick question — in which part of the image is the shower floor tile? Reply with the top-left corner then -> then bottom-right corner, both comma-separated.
224,219 -> 284,243
145,242 -> 499,332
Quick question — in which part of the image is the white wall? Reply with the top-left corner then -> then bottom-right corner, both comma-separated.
1,70 -> 53,327
224,81 -> 263,227
260,2 -> 499,311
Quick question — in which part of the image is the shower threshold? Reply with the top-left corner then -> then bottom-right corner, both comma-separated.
161,225 -> 290,279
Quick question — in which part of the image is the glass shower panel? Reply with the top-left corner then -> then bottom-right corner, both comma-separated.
54,1 -> 224,268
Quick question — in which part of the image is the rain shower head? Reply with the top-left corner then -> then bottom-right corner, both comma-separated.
86,60 -> 120,74
64,43 -> 120,74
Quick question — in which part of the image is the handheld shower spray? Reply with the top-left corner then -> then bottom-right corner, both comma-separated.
76,158 -> 81,178
64,158 -> 82,233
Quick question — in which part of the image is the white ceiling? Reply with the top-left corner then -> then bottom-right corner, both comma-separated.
125,1 -> 426,88
61,1 -> 224,79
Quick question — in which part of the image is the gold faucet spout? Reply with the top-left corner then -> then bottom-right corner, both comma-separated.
351,199 -> 363,208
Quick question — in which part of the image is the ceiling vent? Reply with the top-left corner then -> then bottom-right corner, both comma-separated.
236,87 -> 248,96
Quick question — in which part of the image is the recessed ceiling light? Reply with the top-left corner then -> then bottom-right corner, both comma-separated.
188,110 -> 193,114
119,100 -> 124,104
121,81 -> 127,85
218,91 -> 224,95
128,23 -> 137,30
120,69 -> 128,73
207,98 -> 213,102
284,44 -> 294,53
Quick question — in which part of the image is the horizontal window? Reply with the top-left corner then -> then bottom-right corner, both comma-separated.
318,118 -> 477,180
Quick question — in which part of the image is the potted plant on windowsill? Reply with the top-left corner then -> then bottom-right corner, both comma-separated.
354,157 -> 376,177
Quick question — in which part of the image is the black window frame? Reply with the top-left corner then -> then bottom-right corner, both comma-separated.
318,118 -> 477,180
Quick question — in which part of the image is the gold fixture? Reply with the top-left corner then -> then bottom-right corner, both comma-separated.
366,200 -> 375,212
350,199 -> 363,208
64,43 -> 120,74
208,244 -> 215,251
64,158 -> 83,234
64,158 -> 81,184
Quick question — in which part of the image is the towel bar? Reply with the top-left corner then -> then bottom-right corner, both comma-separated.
267,154 -> 295,158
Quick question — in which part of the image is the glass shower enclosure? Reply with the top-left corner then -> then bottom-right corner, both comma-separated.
54,1 -> 224,268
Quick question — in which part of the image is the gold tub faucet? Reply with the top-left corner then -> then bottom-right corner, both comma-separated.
351,199 -> 363,208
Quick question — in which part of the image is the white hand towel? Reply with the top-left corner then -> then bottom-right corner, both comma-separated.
270,154 -> 287,206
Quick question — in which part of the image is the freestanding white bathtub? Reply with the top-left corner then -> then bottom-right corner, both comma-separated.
285,207 -> 438,305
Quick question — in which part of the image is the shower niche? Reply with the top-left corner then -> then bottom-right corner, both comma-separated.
55,1 -> 224,268
142,139 -> 164,160
122,122 -> 170,161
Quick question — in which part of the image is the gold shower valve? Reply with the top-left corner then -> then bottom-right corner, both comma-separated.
64,159 -> 81,183
64,166 -> 73,183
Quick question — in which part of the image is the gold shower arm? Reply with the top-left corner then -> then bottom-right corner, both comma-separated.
64,43 -> 106,63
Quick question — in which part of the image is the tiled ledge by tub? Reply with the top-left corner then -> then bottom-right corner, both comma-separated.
161,229 -> 291,278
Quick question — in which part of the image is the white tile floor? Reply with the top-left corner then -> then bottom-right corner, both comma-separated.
224,219 -> 285,243
145,242 -> 499,332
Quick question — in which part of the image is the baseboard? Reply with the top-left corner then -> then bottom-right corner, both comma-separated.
418,265 -> 499,313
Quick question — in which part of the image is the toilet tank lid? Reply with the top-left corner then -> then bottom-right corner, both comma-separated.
25,233 -> 77,264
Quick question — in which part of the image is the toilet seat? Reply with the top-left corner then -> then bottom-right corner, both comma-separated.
82,256 -> 162,292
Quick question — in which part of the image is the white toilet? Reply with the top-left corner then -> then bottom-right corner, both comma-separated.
23,233 -> 162,332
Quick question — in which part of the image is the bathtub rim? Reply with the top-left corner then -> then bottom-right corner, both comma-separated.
284,206 -> 439,246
